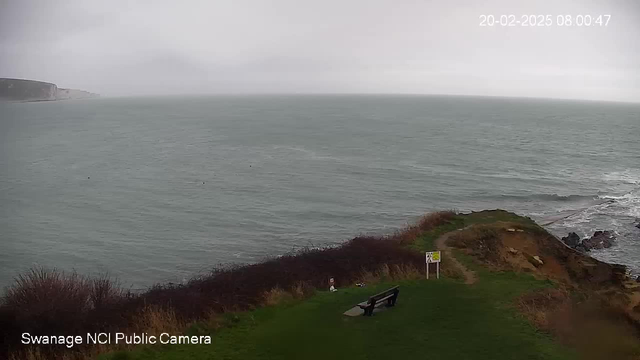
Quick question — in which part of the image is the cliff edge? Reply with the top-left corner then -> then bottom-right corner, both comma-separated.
0,78 -> 98,102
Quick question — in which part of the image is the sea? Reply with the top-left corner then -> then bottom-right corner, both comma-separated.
1,95 -> 638,290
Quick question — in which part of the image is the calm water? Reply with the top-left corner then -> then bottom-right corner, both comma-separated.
1,95 -> 638,290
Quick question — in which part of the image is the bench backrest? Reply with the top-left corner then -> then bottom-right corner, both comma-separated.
368,286 -> 399,303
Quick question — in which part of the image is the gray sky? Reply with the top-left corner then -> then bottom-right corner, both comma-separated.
1,0 -> 639,102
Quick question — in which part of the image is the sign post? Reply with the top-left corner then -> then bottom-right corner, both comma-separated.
425,251 -> 441,279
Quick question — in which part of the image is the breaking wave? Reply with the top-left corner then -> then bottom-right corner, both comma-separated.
499,193 -> 596,202
598,190 -> 640,219
602,170 -> 640,185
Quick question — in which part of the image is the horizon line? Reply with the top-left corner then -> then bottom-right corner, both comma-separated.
100,92 -> 640,105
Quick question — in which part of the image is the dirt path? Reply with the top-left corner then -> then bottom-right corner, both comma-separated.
435,228 -> 477,285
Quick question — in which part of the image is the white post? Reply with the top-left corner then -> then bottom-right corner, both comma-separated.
436,262 -> 440,279
426,263 -> 429,279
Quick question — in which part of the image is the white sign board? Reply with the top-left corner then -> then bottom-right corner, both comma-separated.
425,251 -> 441,279
425,251 -> 441,263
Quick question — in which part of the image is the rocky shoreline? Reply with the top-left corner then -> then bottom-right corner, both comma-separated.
561,230 -> 616,252
561,218 -> 640,253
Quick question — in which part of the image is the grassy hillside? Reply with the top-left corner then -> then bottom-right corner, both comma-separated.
410,209 -> 538,252
101,210 -> 576,360
102,274 -> 574,360
6,210 -> 639,360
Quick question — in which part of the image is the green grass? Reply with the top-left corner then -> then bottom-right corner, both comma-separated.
101,274 -> 575,360
411,217 -> 465,252
462,209 -> 538,226
413,209 -> 538,252
100,210 -> 575,360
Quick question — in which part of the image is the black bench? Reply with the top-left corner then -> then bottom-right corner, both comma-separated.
357,286 -> 399,316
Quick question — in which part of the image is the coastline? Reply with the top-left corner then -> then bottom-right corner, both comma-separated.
2,209 -> 640,359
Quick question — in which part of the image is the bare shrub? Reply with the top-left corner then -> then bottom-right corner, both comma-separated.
90,275 -> 126,310
517,288 -> 570,329
387,211 -> 457,245
134,306 -> 183,336
441,265 -> 464,281
416,211 -> 456,231
390,264 -> 422,281
387,224 -> 421,245
518,288 -> 640,360
378,263 -> 391,279
448,226 -> 502,264
290,282 -> 315,299
263,287 -> 293,306
3,268 -> 91,334
357,269 -> 381,286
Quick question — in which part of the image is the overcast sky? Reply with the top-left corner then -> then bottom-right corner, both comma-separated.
1,0 -> 639,102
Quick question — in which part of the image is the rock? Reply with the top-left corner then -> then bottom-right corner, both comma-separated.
507,247 -> 519,255
575,244 -> 589,253
525,253 -> 544,267
582,230 -> 616,250
533,256 -> 544,266
562,232 -> 581,248
636,276 -> 640,283
635,219 -> 640,229
507,228 -> 516,232
516,229 -> 524,232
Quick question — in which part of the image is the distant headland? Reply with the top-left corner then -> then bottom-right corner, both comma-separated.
0,78 -> 99,102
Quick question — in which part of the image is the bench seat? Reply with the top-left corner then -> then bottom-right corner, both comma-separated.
356,286 -> 399,316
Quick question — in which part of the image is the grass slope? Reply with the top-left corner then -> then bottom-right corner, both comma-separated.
97,210 -> 578,360
412,209 -> 538,252
103,273 -> 575,360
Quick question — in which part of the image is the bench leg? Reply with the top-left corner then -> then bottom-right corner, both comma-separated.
365,300 -> 377,316
388,290 -> 399,307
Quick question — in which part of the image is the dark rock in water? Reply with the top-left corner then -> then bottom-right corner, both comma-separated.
636,276 -> 640,283
575,244 -> 589,253
635,219 -> 640,229
562,232 -> 581,248
581,230 -> 616,250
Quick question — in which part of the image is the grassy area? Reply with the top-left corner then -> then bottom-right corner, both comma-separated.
412,209 -> 538,252
461,209 -> 538,226
5,210 -> 584,359
102,271 -> 575,360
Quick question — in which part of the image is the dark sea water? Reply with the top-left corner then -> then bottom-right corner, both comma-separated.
1,95 -> 638,290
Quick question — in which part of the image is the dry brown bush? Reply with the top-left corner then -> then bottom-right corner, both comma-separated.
263,287 -> 294,306
356,263 -> 423,285
390,264 -> 422,281
518,288 -> 640,360
416,211 -> 456,231
134,305 -> 184,335
448,226 -> 503,264
290,282 -> 315,299
387,211 -> 457,245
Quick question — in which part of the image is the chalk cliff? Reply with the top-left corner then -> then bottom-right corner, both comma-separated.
54,88 -> 99,100
0,78 -> 98,102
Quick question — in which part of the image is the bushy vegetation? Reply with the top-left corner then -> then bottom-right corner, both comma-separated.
9,209 -> 631,360
0,211 -> 456,359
